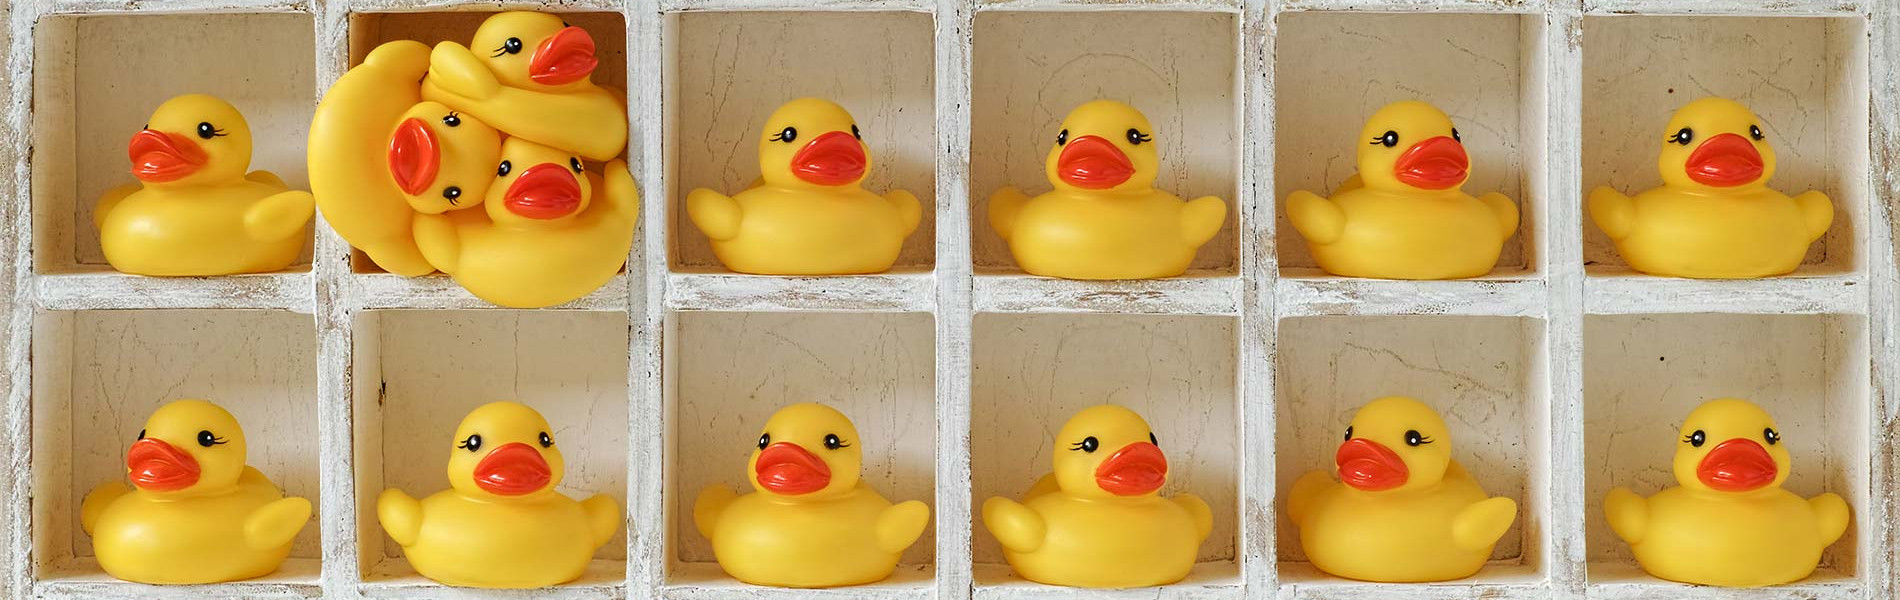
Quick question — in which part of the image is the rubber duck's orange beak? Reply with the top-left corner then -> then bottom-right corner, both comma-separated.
790,131 -> 867,186
128,129 -> 207,183
1393,136 -> 1468,190
126,438 -> 200,492
1336,438 -> 1408,491
529,26 -> 598,86
1685,133 -> 1764,187
755,442 -> 831,495
387,118 -> 440,196
1697,438 -> 1776,492
473,442 -> 552,495
1056,135 -> 1133,189
503,163 -> 583,219
1095,441 -> 1167,496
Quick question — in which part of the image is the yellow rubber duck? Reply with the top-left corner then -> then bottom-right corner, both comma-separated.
988,100 -> 1226,280
981,404 -> 1212,588
1285,101 -> 1519,280
80,400 -> 311,584
412,137 -> 638,308
693,403 -> 930,588
95,94 -> 314,276
1589,97 -> 1833,278
686,98 -> 922,275
1287,396 -> 1517,582
378,401 -> 621,588
422,11 -> 627,161
1604,398 -> 1850,587
310,40 -> 504,276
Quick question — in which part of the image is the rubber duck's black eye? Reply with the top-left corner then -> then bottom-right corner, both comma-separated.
1452,128 -> 1461,143
824,434 -> 849,450
196,122 -> 218,140
1403,430 -> 1431,446
497,161 -> 512,177
1749,125 -> 1764,141
197,430 -> 225,447
1373,130 -> 1398,148
1069,436 -> 1100,453
503,37 -> 523,55
1685,430 -> 1706,447
1343,426 -> 1353,441
136,429 -> 145,441
442,186 -> 462,205
442,113 -> 461,127
758,433 -> 771,450
851,124 -> 862,140
771,127 -> 798,143
570,158 -> 584,173
1126,128 -> 1152,145
458,434 -> 482,452
1764,428 -> 1779,445
1149,432 -> 1158,447
539,432 -> 554,448
1056,129 -> 1068,146
1672,128 -> 1694,145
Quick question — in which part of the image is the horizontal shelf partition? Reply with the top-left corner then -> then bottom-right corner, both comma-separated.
0,1 -> 1890,600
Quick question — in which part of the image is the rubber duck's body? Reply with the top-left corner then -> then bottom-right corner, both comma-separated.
379,402 -> 620,588
982,405 -> 1212,588
1604,398 -> 1849,587
1286,101 -> 1518,280
422,11 -> 627,161
412,137 -> 638,308
1287,396 -> 1516,582
80,400 -> 311,584
96,95 -> 314,276
310,40 -> 504,276
1589,97 -> 1832,279
694,403 -> 930,588
989,100 -> 1226,280
687,98 -> 922,275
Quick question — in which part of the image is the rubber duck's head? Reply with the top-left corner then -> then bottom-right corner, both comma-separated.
756,98 -> 872,190
128,94 -> 253,187
446,401 -> 567,500
469,11 -> 599,90
747,403 -> 864,500
1051,405 -> 1168,500
386,101 -> 503,214
124,399 -> 248,498
484,137 -> 593,226
1655,97 -> 1777,190
1043,100 -> 1159,193
1334,396 -> 1453,493
1671,398 -> 1790,494
1355,101 -> 1469,193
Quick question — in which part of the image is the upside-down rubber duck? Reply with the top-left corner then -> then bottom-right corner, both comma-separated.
686,98 -> 922,275
310,40 -> 504,276
988,100 -> 1227,280
981,404 -> 1212,588
1285,100 -> 1519,280
95,94 -> 314,276
81,400 -> 312,584
1589,97 -> 1833,278
422,11 -> 627,161
1604,398 -> 1849,587
1287,396 -> 1516,582
411,137 -> 638,308
379,401 -> 621,588
694,403 -> 931,588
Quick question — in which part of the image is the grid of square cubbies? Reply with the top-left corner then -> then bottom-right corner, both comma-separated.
0,0 -> 1895,599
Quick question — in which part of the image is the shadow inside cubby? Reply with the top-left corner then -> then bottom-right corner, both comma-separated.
1582,313 -> 1866,587
663,310 -> 938,590
970,313 -> 1240,589
1273,11 -> 1546,280
29,309 -> 320,587
1581,15 -> 1867,278
1274,315 -> 1547,586
350,310 -> 630,589
666,11 -> 938,274
30,13 -> 317,275
970,10 -> 1240,278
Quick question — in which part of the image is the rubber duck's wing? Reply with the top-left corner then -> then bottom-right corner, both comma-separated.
981,496 -> 1046,554
605,160 -> 641,223
1809,492 -> 1850,546
686,188 -> 743,242
1477,192 -> 1520,241
1286,470 -> 1334,525
1587,187 -> 1636,241
693,484 -> 739,540
93,183 -> 140,231
244,496 -> 313,551
582,494 -> 623,549
1020,473 -> 1060,501
876,500 -> 931,554
1181,196 -> 1227,247
245,170 -> 288,189
986,187 -> 1031,242
1286,190 -> 1346,245
1794,190 -> 1834,242
1450,496 -> 1516,552
1602,487 -> 1648,545
377,489 -> 424,547
80,481 -> 130,535
1171,493 -> 1214,542
426,42 -> 501,100
244,191 -> 316,242
412,213 -> 463,275
886,189 -> 923,237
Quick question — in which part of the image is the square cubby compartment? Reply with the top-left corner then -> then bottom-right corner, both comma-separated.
1582,15 -> 1868,277
1274,12 -> 1546,280
350,310 -> 631,589
31,13 -> 317,275
1583,313 -> 1868,588
29,309 -> 320,589
664,311 -> 938,591
971,11 -> 1240,278
668,11 -> 938,274
971,313 -> 1240,590
1275,316 -> 1547,586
